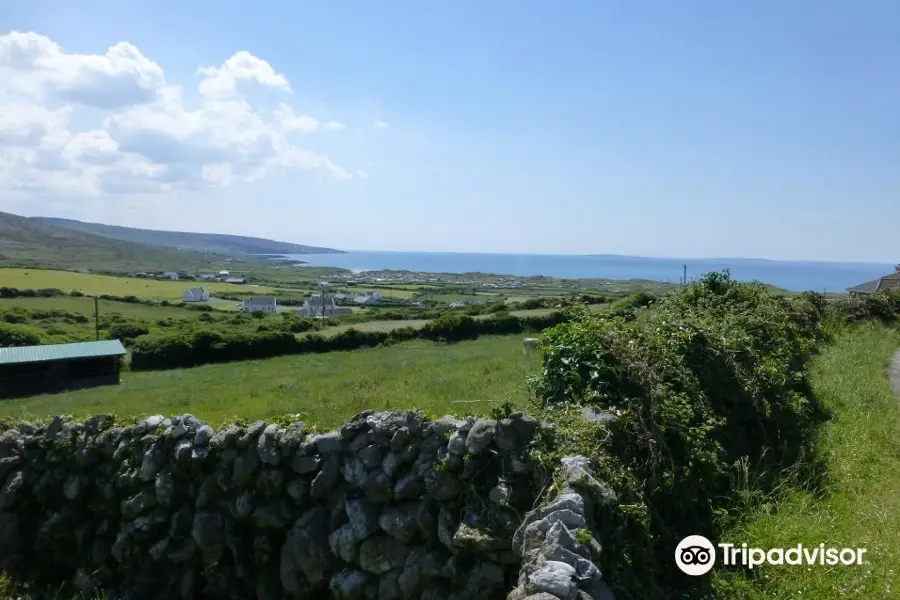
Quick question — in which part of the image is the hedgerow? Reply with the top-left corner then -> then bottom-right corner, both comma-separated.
129,312 -> 569,370
530,272 -> 829,598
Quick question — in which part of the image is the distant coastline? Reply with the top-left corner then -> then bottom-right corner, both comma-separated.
279,250 -> 895,293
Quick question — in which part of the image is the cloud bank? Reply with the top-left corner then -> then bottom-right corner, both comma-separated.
0,31 -> 356,197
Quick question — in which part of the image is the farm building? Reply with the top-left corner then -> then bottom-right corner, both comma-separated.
183,287 -> 210,303
242,297 -> 278,313
847,266 -> 900,297
298,294 -> 352,317
225,277 -> 248,285
163,272 -> 180,280
0,340 -> 127,400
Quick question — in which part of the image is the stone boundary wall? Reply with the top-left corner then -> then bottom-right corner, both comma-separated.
0,411 -> 617,600
507,457 -> 616,600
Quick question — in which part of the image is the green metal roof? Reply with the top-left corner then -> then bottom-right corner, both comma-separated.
0,340 -> 127,366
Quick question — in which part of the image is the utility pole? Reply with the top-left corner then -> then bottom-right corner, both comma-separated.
683,264 -> 687,286
94,296 -> 100,340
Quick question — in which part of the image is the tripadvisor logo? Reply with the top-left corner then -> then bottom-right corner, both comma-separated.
675,535 -> 716,576
675,535 -> 868,575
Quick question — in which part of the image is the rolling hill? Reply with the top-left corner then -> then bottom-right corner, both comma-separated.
0,211 -> 272,273
32,217 -> 342,256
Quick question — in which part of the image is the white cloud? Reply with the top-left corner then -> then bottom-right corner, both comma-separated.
0,31 -> 355,198
373,119 -> 389,129
0,31 -> 165,109
274,103 -> 319,132
198,51 -> 290,98
274,105 -> 347,133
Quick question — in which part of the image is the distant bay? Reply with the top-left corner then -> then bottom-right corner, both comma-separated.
284,251 -> 895,293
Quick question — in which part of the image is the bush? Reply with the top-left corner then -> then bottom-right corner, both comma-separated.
531,272 -> 826,595
187,304 -> 214,312
0,323 -> 42,347
108,324 -> 151,343
421,314 -> 478,342
832,290 -> 900,324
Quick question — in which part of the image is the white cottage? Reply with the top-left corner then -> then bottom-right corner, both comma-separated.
183,287 -> 210,303
242,297 -> 278,313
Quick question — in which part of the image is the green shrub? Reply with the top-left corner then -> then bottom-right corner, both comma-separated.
0,323 -> 42,347
831,290 -> 900,324
532,272 -> 826,596
421,314 -> 478,341
187,304 -> 214,312
108,323 -> 150,342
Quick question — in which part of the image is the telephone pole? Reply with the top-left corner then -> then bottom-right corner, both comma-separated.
683,264 -> 687,286
94,296 -> 100,340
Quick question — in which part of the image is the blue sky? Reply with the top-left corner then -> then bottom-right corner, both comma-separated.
1,0 -> 898,261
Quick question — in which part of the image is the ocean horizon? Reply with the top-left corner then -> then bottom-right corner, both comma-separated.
283,251 -> 896,293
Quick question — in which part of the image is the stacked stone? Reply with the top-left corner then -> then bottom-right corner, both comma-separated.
506,457 -> 617,600
0,410 -> 545,600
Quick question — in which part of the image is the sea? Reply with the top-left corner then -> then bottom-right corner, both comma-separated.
283,251 -> 895,293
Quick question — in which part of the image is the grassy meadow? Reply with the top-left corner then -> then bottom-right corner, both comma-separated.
0,335 -> 539,429
0,268 -> 275,301
714,323 -> 900,599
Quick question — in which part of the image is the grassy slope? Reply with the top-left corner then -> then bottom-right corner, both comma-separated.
715,323 -> 900,599
0,335 -> 539,428
0,268 -> 275,300
33,217 -> 341,256
0,211 -> 269,273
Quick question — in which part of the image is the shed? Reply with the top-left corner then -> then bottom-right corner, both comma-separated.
0,340 -> 128,400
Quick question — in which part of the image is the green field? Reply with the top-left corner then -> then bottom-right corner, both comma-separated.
714,323 -> 900,598
0,268 -> 275,300
0,335 -> 539,428
0,296 -> 204,320
335,286 -> 417,299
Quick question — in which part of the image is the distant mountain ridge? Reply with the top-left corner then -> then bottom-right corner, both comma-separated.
31,217 -> 343,256
0,211 -> 255,272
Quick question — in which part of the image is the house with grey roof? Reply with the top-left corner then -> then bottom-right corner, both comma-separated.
847,266 -> 900,297
298,294 -> 352,318
241,297 -> 278,313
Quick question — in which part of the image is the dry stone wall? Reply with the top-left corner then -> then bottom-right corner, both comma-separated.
507,457 -> 615,600
0,411 -> 616,600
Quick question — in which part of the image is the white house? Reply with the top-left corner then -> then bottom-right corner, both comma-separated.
219,270 -> 230,277
298,295 -> 352,318
183,287 -> 210,303
163,272 -> 180,281
242,297 -> 278,313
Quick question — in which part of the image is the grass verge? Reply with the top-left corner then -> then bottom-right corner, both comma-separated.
714,322 -> 900,598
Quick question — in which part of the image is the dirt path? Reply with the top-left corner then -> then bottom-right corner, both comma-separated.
890,350 -> 900,396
